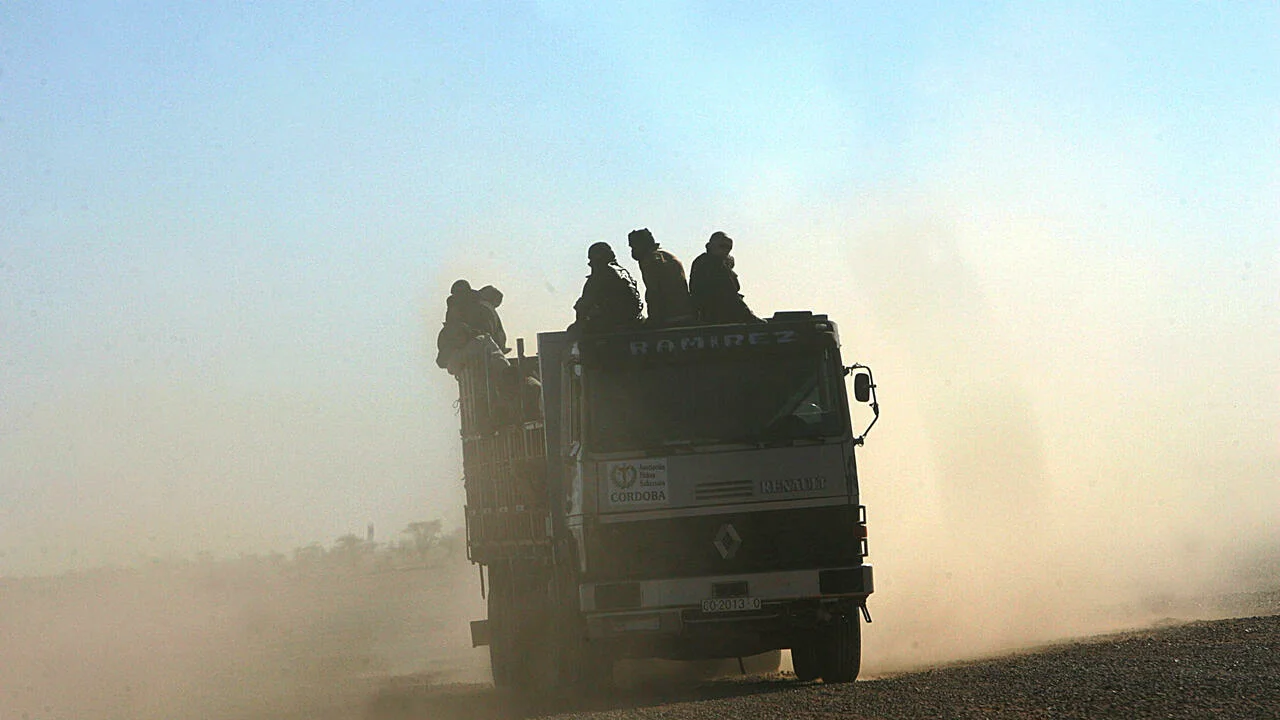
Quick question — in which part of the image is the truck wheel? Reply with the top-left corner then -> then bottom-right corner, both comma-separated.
791,639 -> 821,682
544,610 -> 611,697
514,564 -> 579,697
490,635 -> 516,689
486,566 -> 518,689
818,605 -> 862,684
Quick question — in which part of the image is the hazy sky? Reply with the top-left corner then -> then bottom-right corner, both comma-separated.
2,2 -> 1277,576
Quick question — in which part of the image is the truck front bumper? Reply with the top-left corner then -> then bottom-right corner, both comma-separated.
580,565 -> 872,641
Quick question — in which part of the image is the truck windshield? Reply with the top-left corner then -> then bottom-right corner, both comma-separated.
587,348 -> 846,453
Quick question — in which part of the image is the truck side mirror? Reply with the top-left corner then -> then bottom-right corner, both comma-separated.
853,372 -> 871,403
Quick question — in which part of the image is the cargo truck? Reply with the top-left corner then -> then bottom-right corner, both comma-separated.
453,310 -> 878,692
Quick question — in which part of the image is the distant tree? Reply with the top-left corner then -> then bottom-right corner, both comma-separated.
402,520 -> 443,561
331,533 -> 366,569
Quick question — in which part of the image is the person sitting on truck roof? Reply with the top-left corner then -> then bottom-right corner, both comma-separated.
436,279 -> 506,371
476,284 -> 509,353
628,228 -> 695,327
570,242 -> 644,333
689,231 -> 763,324
436,280 -> 476,370
442,280 -> 490,335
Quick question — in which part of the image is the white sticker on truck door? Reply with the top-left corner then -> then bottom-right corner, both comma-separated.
603,459 -> 669,509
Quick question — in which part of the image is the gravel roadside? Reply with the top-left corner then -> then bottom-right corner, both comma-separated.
370,612 -> 1280,720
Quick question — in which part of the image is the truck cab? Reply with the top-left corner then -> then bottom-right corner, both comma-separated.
537,311 -> 875,683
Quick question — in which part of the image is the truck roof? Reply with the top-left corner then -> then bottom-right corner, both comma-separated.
537,310 -> 838,345
538,311 -> 842,367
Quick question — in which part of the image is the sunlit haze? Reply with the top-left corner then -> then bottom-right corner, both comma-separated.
2,1 -> 1278,678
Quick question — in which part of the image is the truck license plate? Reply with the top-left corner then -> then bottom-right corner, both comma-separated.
701,597 -> 762,613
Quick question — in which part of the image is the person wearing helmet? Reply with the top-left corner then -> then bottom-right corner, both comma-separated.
571,242 -> 644,333
689,231 -> 763,324
627,228 -> 694,327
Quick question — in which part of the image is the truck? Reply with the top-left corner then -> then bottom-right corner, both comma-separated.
452,310 -> 878,693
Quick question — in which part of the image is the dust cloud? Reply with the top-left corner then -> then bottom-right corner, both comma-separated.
823,208 -> 1280,674
0,544 -> 489,720
3,217 -> 1275,718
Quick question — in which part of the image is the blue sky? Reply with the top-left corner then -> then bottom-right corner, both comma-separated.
1,2 -> 1277,576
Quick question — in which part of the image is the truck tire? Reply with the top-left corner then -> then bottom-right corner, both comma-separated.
490,634 -> 516,689
791,638 -> 821,681
486,565 -> 518,689
818,605 -> 861,683
487,565 -> 571,697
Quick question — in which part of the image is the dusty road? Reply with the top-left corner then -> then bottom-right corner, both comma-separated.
6,562 -> 1277,720
367,612 -> 1280,720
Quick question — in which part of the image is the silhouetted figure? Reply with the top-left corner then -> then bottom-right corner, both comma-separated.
477,284 -> 508,353
571,242 -> 644,333
438,280 -> 477,370
443,280 -> 481,328
628,228 -> 694,327
689,231 -> 762,324
437,279 -> 506,371
436,279 -> 517,431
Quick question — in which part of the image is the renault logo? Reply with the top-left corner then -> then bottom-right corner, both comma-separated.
714,523 -> 741,560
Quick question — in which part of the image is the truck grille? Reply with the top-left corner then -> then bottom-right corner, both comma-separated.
585,504 -> 863,582
693,479 -> 754,502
